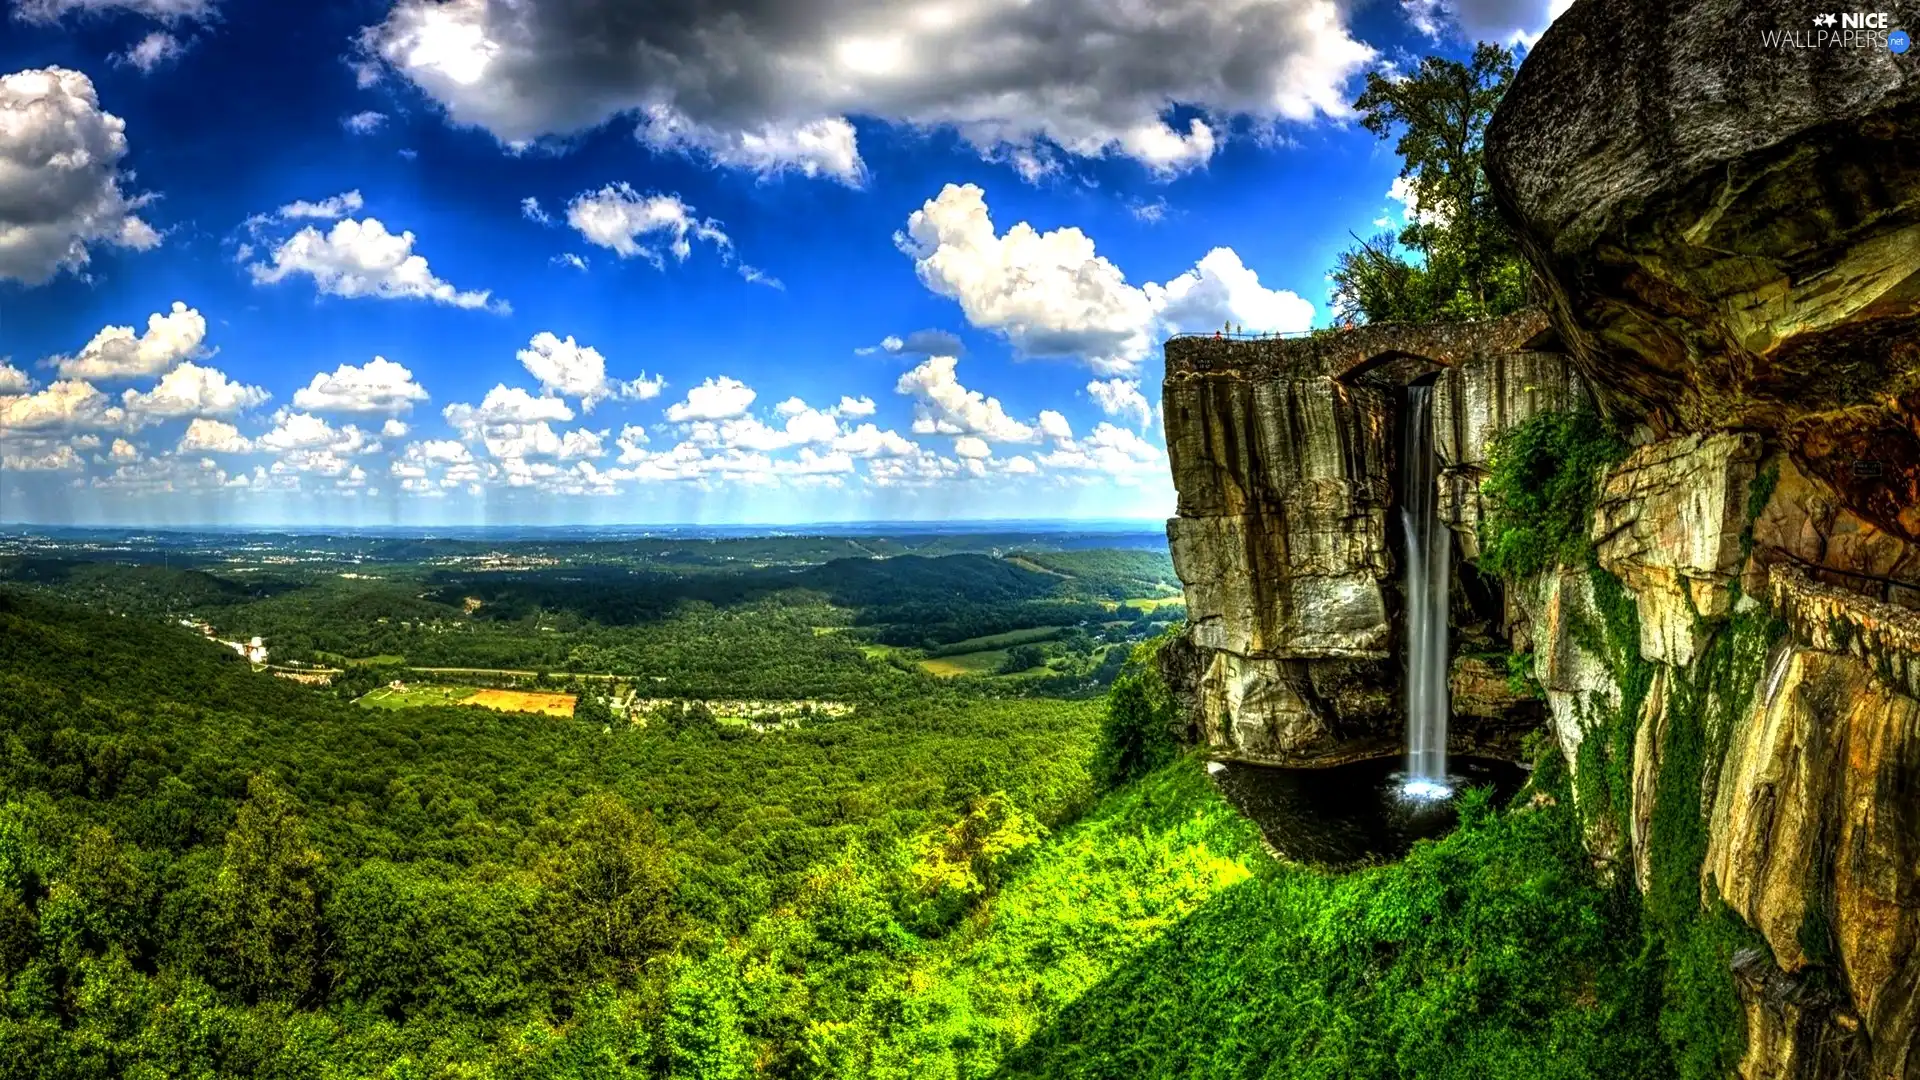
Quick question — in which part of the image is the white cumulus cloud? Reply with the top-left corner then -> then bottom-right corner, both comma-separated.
564,184 -> 730,267
121,361 -> 269,424
0,67 -> 160,285
258,411 -> 380,454
895,355 -> 1035,442
900,184 -> 1314,372
517,331 -> 662,411
0,362 -> 31,394
1,443 -> 84,471
177,417 -> 253,453
0,379 -> 122,432
277,190 -> 366,220
665,376 -> 756,423
291,356 -> 430,414
50,301 -> 206,381
247,216 -> 507,312
1085,377 -> 1154,431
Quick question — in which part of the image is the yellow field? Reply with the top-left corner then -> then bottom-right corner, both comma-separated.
462,688 -> 577,717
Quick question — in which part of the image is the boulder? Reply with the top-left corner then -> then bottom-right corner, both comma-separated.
1486,0 -> 1920,540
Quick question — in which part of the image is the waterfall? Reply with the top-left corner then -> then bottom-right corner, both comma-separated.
1401,382 -> 1452,798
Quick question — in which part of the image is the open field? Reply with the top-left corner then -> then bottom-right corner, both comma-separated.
316,651 -> 406,667
464,688 -> 577,717
1115,596 -> 1184,612
927,625 -> 1065,655
356,684 -> 577,716
356,684 -> 479,709
920,651 -> 1008,676
919,649 -> 1047,677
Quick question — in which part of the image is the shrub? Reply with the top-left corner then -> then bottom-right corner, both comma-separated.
1479,410 -> 1628,580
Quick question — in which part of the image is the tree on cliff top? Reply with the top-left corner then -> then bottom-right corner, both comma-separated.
1331,43 -> 1529,325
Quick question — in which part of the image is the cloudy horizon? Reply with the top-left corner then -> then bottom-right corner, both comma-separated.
0,0 -> 1567,527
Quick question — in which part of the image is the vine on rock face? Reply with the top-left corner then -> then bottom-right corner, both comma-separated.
1644,607 -> 1783,1080
1478,409 -> 1629,582
1475,408 -> 1788,1080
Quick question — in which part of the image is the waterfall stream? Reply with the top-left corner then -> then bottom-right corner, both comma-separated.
1401,383 -> 1452,798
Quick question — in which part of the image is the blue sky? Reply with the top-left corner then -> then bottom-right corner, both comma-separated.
0,0 -> 1560,527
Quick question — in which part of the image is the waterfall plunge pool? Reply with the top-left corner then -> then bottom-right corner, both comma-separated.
1209,756 -> 1530,868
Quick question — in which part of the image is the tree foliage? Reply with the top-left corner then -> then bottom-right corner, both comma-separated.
205,775 -> 323,1004
1331,43 -> 1530,324
538,794 -> 679,983
1094,635 -> 1183,788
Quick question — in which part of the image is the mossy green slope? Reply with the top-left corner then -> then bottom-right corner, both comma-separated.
858,758 -> 1669,1080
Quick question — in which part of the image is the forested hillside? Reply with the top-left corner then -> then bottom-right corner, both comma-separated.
0,585 -> 1703,1079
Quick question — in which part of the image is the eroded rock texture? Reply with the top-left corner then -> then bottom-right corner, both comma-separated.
1485,0 -> 1920,544
1484,16 -> 1920,1066
1707,642 -> 1920,1080
1594,432 -> 1764,666
1751,455 -> 1920,611
1432,342 -> 1589,560
1162,314 -> 1576,764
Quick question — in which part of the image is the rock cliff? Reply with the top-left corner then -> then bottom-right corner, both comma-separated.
1485,0 -> 1920,544
1162,314 -> 1563,764
1480,4 -> 1920,1070
1163,0 -> 1920,1073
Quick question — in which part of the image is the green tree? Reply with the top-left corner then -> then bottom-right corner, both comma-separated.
205,775 -> 323,1003
575,692 -> 614,726
538,793 -> 678,983
1094,636 -> 1182,787
910,792 -> 1047,906
37,825 -> 145,971
1331,43 -> 1528,324
662,958 -> 751,1080
998,644 -> 1046,674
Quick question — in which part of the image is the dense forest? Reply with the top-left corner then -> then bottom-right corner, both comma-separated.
0,571 -> 1728,1079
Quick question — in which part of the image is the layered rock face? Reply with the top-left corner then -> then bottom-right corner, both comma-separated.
1593,433 -> 1764,667
1707,641 -> 1920,1080
1161,314 -> 1567,764
1480,2 -> 1920,1073
1485,0 -> 1920,544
